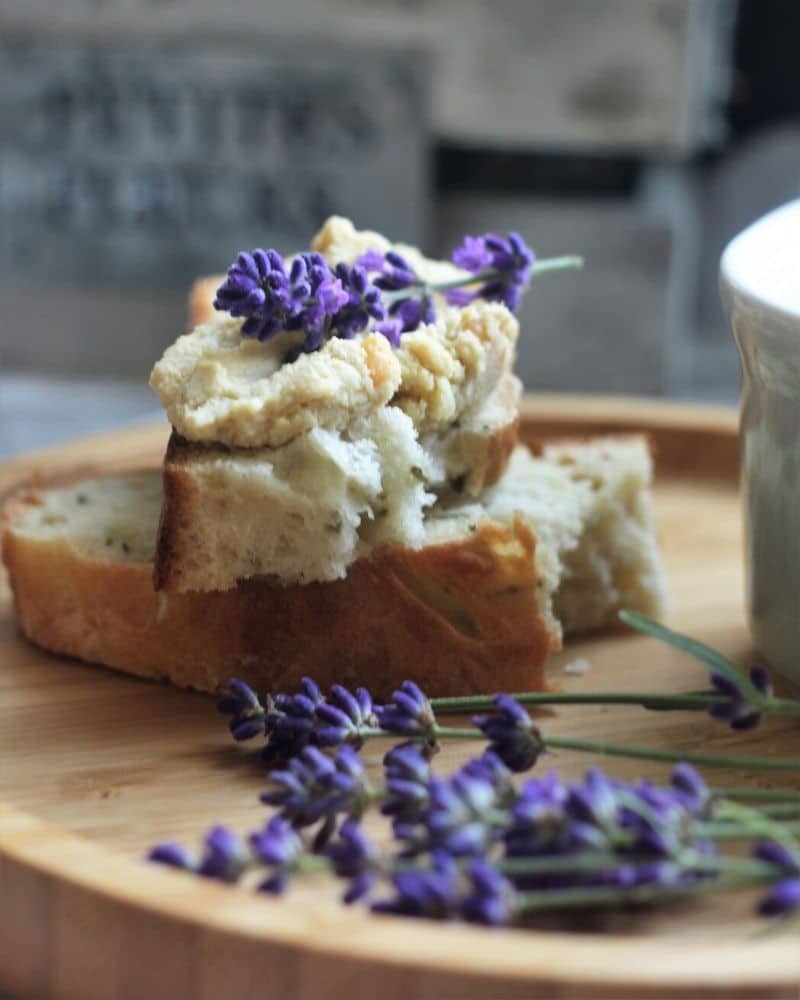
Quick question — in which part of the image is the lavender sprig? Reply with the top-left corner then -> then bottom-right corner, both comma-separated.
148,824 -> 248,883
213,232 -> 582,356
260,744 -> 373,843
218,678 -> 800,774
149,758 -> 800,925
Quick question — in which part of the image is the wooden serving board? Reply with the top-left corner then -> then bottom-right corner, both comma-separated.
1,395 -> 799,1000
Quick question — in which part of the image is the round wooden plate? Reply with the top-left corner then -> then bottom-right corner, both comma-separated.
1,396 -> 799,1000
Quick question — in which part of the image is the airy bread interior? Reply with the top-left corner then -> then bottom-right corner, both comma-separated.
155,374 -> 520,593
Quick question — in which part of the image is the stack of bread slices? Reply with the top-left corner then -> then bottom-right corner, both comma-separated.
2,218 -> 669,697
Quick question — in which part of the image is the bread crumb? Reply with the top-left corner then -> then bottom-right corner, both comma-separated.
563,657 -> 591,676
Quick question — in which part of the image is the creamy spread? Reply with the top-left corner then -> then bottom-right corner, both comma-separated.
150,215 -> 518,449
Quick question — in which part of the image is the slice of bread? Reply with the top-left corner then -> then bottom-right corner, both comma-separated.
154,373 -> 521,593
1,439 -> 668,698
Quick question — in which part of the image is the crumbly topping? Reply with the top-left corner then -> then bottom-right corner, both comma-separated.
393,301 -> 517,431
150,319 -> 401,450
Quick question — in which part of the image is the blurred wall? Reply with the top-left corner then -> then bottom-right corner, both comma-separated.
3,0 -> 797,406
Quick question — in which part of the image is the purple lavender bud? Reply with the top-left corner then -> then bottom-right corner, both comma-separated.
355,248 -> 387,272
462,861 -> 516,926
472,694 -> 543,772
373,317 -> 403,346
260,745 -> 370,835
449,231 -> 535,312
567,768 -> 617,827
669,763 -> 710,816
749,665 -> 774,698
214,248 -> 293,343
444,287 -> 477,307
452,235 -> 493,273
758,877 -> 800,918
708,668 -> 769,731
381,744 -> 432,827
250,815 -> 305,894
330,263 -> 387,340
217,679 -> 268,743
373,250 -> 418,292
324,819 -> 381,904
261,677 -> 325,763
313,684 -> 376,749
148,842 -> 198,872
423,775 -> 495,858
372,852 -> 461,921
198,825 -> 250,883
753,839 -> 800,873
375,681 -> 437,742
504,771 -> 569,857
389,293 -> 436,332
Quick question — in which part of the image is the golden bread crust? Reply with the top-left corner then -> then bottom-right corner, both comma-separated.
2,486 -> 555,698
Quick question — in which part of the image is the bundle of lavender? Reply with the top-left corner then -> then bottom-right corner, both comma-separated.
149,613 -> 800,927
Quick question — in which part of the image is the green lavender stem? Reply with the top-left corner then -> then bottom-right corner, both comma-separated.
619,611 -> 766,703
715,788 -> 800,804
430,690 -> 800,717
292,849 -> 777,884
382,255 -> 584,305
432,691 -> 718,712
424,725 -> 800,774
542,734 -> 800,774
515,872 -> 765,913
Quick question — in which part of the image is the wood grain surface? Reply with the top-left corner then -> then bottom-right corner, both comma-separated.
1,396 -> 799,1000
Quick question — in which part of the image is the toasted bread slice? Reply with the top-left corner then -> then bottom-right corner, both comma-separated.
1,439 -> 668,697
2,470 -> 554,697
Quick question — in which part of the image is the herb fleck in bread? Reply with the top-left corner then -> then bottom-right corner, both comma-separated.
1,439 -> 668,697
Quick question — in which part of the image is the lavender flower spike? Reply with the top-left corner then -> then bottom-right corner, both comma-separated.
708,664 -> 773,731
473,694 -> 544,772
149,827 -> 250,883
213,248 -> 348,351
250,815 -> 306,894
324,818 -> 382,904
260,744 -> 371,836
449,231 -> 535,310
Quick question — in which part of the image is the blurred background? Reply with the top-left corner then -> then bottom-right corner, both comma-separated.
1,0 -> 799,457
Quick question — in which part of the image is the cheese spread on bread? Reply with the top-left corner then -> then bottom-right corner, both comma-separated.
150,319 -> 401,450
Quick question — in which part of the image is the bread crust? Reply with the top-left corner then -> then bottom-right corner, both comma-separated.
3,495 -> 555,698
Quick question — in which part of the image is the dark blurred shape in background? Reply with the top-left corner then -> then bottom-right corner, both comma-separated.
0,0 -> 798,455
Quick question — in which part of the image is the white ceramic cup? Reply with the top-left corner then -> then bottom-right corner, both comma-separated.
720,199 -> 800,682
